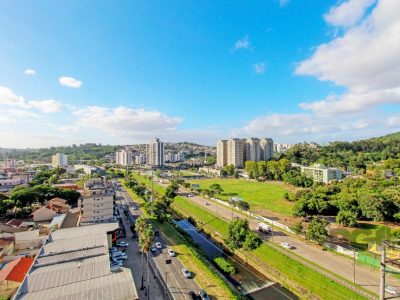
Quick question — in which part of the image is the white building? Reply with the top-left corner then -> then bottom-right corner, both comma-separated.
164,152 -> 185,163
227,138 -> 245,168
3,159 -> 17,168
115,149 -> 132,166
260,138 -> 274,160
134,154 -> 146,165
301,164 -> 343,184
216,140 -> 228,168
245,138 -> 261,162
274,143 -> 293,153
146,138 -> 164,166
52,153 -> 68,167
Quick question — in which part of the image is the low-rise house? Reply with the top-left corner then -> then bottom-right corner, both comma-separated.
31,198 -> 71,222
0,237 -> 14,257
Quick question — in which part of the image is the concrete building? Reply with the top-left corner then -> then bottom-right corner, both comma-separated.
74,164 -> 106,176
51,153 -> 68,167
3,159 -> 17,168
216,140 -> 228,168
79,178 -> 114,224
146,138 -> 164,167
14,223 -> 138,300
301,164 -> 343,184
164,152 -> 185,163
260,138 -> 274,161
115,149 -> 132,166
227,138 -> 245,168
245,138 -> 261,162
134,154 -> 146,165
274,143 -> 293,153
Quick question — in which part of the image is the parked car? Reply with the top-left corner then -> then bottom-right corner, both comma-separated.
110,247 -> 118,252
113,253 -> 127,260
280,242 -> 293,250
385,286 -> 400,296
188,291 -> 198,300
110,261 -> 123,267
154,230 -> 159,236
187,194 -> 193,197
117,241 -> 129,247
199,290 -> 210,300
182,268 -> 192,278
167,249 -> 176,257
155,242 -> 163,249
150,246 -> 157,252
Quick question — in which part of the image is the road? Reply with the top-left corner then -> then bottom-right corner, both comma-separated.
176,188 -> 399,297
118,187 -> 201,300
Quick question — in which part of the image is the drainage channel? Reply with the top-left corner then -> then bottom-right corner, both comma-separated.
174,219 -> 298,300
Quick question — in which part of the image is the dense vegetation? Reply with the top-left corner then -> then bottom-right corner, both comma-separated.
213,257 -> 236,275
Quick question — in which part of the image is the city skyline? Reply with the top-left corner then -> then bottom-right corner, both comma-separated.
1,0 -> 400,148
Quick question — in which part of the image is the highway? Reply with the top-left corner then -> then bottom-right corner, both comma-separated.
175,187 -> 399,297
118,187 -> 201,300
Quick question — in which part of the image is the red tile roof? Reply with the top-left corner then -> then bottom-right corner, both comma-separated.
0,257 -> 34,282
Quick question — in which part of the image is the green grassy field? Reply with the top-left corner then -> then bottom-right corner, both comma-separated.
188,178 -> 294,216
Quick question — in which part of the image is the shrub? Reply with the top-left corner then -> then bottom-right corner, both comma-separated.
213,256 -> 236,275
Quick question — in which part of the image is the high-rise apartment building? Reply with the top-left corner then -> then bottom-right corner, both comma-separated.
227,138 -> 245,168
216,140 -> 228,168
260,138 -> 274,160
245,138 -> 261,162
52,153 -> 68,167
115,149 -> 132,166
146,138 -> 164,166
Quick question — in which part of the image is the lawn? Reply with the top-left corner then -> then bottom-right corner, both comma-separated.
188,178 -> 295,216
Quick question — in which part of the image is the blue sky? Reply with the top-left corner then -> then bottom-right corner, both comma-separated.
1,0 -> 400,148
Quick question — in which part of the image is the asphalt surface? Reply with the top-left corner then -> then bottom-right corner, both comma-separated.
176,187 -> 399,297
118,187 -> 202,300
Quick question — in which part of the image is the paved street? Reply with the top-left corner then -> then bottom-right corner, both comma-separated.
176,187 -> 399,297
118,187 -> 201,300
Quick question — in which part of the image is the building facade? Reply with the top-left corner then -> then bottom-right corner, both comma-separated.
227,138 -> 245,168
245,138 -> 261,162
146,138 -> 164,166
216,140 -> 228,168
301,164 -> 343,184
115,149 -> 132,166
260,138 -> 274,160
52,153 -> 68,167
134,154 -> 146,164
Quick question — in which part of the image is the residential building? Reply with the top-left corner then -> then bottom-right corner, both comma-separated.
3,159 -> 17,168
216,140 -> 228,168
51,153 -> 68,167
301,164 -> 343,184
245,138 -> 261,162
274,143 -> 293,153
134,154 -> 146,164
31,198 -> 71,222
260,138 -> 274,161
146,137 -> 164,166
115,149 -> 132,166
227,138 -> 245,168
74,164 -> 106,176
79,178 -> 114,224
164,152 -> 186,163
14,223 -> 138,300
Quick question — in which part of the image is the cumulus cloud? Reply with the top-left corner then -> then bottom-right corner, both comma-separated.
59,76 -> 82,88
253,62 -> 266,74
324,0 -> 376,27
24,69 -> 36,76
0,86 -> 25,106
29,99 -> 63,113
74,106 -> 182,136
234,36 -> 250,50
295,0 -> 400,115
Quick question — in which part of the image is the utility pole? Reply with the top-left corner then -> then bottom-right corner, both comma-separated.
379,240 -> 386,300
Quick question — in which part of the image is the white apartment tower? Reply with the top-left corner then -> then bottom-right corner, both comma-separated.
147,138 -> 164,166
260,138 -> 274,161
115,149 -> 132,166
216,140 -> 228,168
227,138 -> 245,168
52,153 -> 68,167
245,138 -> 261,162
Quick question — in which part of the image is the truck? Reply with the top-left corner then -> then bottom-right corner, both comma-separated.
258,222 -> 272,233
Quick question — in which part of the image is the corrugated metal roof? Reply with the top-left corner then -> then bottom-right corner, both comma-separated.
35,246 -> 105,266
50,223 -> 118,240
41,234 -> 107,255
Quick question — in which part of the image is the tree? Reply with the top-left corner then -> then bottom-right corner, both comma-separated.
226,219 -> 250,250
224,164 -> 235,176
336,209 -> 357,227
290,221 -> 304,235
306,217 -> 329,244
209,183 -> 223,195
237,200 -> 250,211
165,183 -> 179,199
243,232 -> 262,251
138,225 -> 154,295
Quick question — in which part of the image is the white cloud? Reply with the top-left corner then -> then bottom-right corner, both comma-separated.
0,109 -> 39,124
74,106 -> 182,136
324,0 -> 376,27
0,86 -> 26,106
29,99 -> 63,113
296,0 -> 400,115
279,0 -> 290,7
59,125 -> 79,133
234,36 -> 250,50
24,69 -> 36,76
59,76 -> 82,88
253,62 -> 266,74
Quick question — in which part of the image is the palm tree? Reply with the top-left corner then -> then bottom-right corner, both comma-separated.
139,225 -> 154,299
136,216 -> 148,290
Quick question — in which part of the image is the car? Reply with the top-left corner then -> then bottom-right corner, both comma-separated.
154,230 -> 159,236
110,247 -> 118,252
385,286 -> 400,296
187,194 -> 193,197
117,241 -> 129,247
204,202 -> 209,206
150,246 -> 157,252
155,242 -> 162,249
112,253 -> 127,259
111,258 -> 124,265
110,261 -> 123,267
199,290 -> 210,300
167,249 -> 176,257
188,291 -> 198,300
182,268 -> 192,278
280,242 -> 293,250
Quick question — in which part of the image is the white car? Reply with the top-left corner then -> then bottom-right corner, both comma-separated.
187,194 -> 193,197
385,286 -> 400,296
117,241 -> 129,247
280,242 -> 293,250
182,268 -> 192,278
167,249 -> 176,257
155,242 -> 163,249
